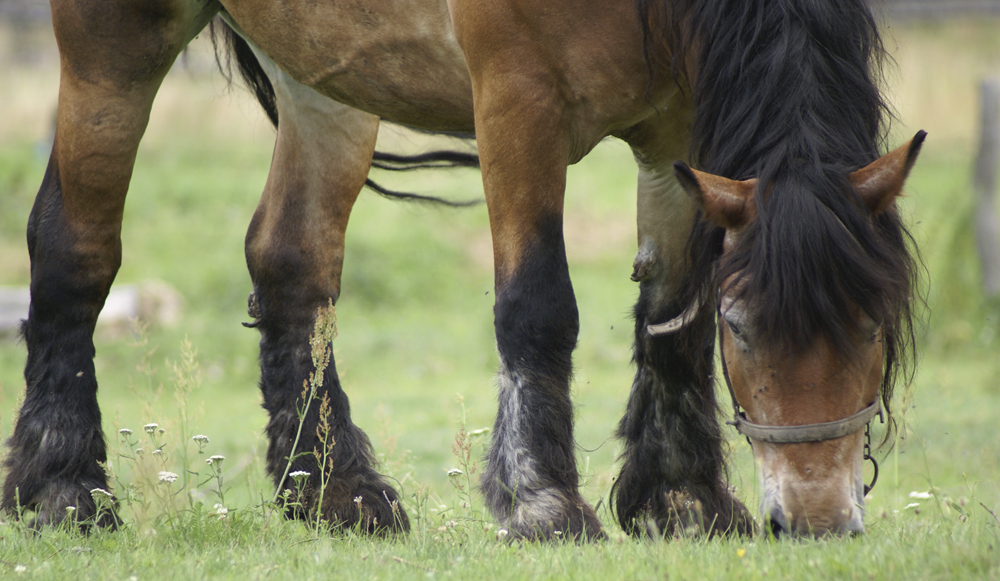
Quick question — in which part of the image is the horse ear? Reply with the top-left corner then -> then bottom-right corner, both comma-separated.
849,130 -> 927,215
672,161 -> 757,229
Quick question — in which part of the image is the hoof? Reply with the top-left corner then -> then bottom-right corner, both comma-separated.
630,487 -> 755,538
4,479 -> 120,531
319,476 -> 410,535
279,469 -> 409,535
495,490 -> 604,542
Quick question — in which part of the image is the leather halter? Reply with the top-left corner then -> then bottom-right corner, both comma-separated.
717,320 -> 884,443
646,302 -> 884,494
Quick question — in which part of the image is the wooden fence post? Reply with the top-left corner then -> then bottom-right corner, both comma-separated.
974,78 -> 1000,299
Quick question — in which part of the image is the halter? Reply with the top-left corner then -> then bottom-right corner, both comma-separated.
647,303 -> 884,495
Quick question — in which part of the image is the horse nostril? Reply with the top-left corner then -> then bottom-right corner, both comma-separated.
768,506 -> 789,538
769,517 -> 783,538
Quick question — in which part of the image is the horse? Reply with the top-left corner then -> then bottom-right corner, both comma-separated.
3,0 -> 922,539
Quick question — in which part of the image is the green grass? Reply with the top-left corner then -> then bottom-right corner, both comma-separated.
2,16 -> 1000,581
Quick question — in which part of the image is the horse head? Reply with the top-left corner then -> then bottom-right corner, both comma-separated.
671,132 -> 925,537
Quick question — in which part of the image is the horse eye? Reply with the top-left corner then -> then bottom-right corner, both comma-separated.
727,320 -> 744,338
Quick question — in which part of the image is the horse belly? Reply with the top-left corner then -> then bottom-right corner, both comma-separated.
221,0 -> 475,132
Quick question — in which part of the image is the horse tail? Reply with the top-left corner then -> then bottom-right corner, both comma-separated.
209,17 -> 279,128
208,17 -> 482,207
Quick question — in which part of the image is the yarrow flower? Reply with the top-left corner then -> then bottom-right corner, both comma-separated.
90,488 -> 113,499
14,565 -> 26,574
353,496 -> 363,506
192,435 -> 210,444
214,503 -> 228,520
134,448 -> 144,455
909,491 -> 933,500
206,455 -> 225,467
152,449 -> 163,456
118,428 -> 133,436
143,423 -> 159,434
158,471 -> 179,483
289,470 -> 310,480
447,468 -> 463,477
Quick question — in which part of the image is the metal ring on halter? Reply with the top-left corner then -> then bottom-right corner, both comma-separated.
863,422 -> 879,496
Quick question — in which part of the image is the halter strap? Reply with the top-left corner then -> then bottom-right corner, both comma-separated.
727,399 -> 882,444
646,294 -> 703,336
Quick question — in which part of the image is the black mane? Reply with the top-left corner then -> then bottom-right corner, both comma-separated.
641,0 -> 920,437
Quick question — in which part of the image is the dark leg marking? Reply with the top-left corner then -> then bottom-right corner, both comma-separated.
3,159 -> 120,529
481,218 -> 602,540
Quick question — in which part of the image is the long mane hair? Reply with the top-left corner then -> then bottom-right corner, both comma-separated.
640,0 -> 920,441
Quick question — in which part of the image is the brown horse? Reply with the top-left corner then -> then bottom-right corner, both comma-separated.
4,0 -> 921,539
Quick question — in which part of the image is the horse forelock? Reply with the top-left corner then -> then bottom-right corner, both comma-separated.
646,0 -> 920,441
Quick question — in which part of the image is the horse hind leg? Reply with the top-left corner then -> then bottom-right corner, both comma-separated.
2,0 -> 217,528
612,152 -> 754,538
239,48 -> 407,534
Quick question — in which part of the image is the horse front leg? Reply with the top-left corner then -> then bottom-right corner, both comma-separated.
454,45 -> 601,543
612,152 -> 754,537
240,53 -> 407,534
2,0 -> 216,528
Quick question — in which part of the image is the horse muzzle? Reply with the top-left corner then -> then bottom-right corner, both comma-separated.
757,445 -> 867,538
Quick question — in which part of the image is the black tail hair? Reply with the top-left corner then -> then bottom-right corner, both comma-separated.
210,18 -> 279,127
208,16 -> 482,207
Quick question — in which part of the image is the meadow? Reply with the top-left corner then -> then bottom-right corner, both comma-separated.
0,14 -> 999,580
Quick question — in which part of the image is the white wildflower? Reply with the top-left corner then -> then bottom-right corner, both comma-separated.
192,435 -> 210,444
206,454 -> 225,466
214,503 -> 228,519
909,491 -> 933,500
447,468 -> 463,477
143,423 -> 158,434
135,448 -> 144,455
65,506 -> 76,515
289,470 -> 310,480
158,471 -> 179,484
118,428 -> 133,436
904,502 -> 920,510
90,488 -> 113,499
470,427 -> 491,436
152,449 -> 163,456
14,564 -> 26,574
353,496 -> 363,505
497,528 -> 509,539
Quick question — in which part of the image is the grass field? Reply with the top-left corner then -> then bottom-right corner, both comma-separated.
1,15 -> 999,581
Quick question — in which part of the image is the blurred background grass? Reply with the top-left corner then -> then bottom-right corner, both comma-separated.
0,11 -> 998,530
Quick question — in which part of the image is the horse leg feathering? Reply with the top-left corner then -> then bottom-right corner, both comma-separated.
242,52 -> 408,534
